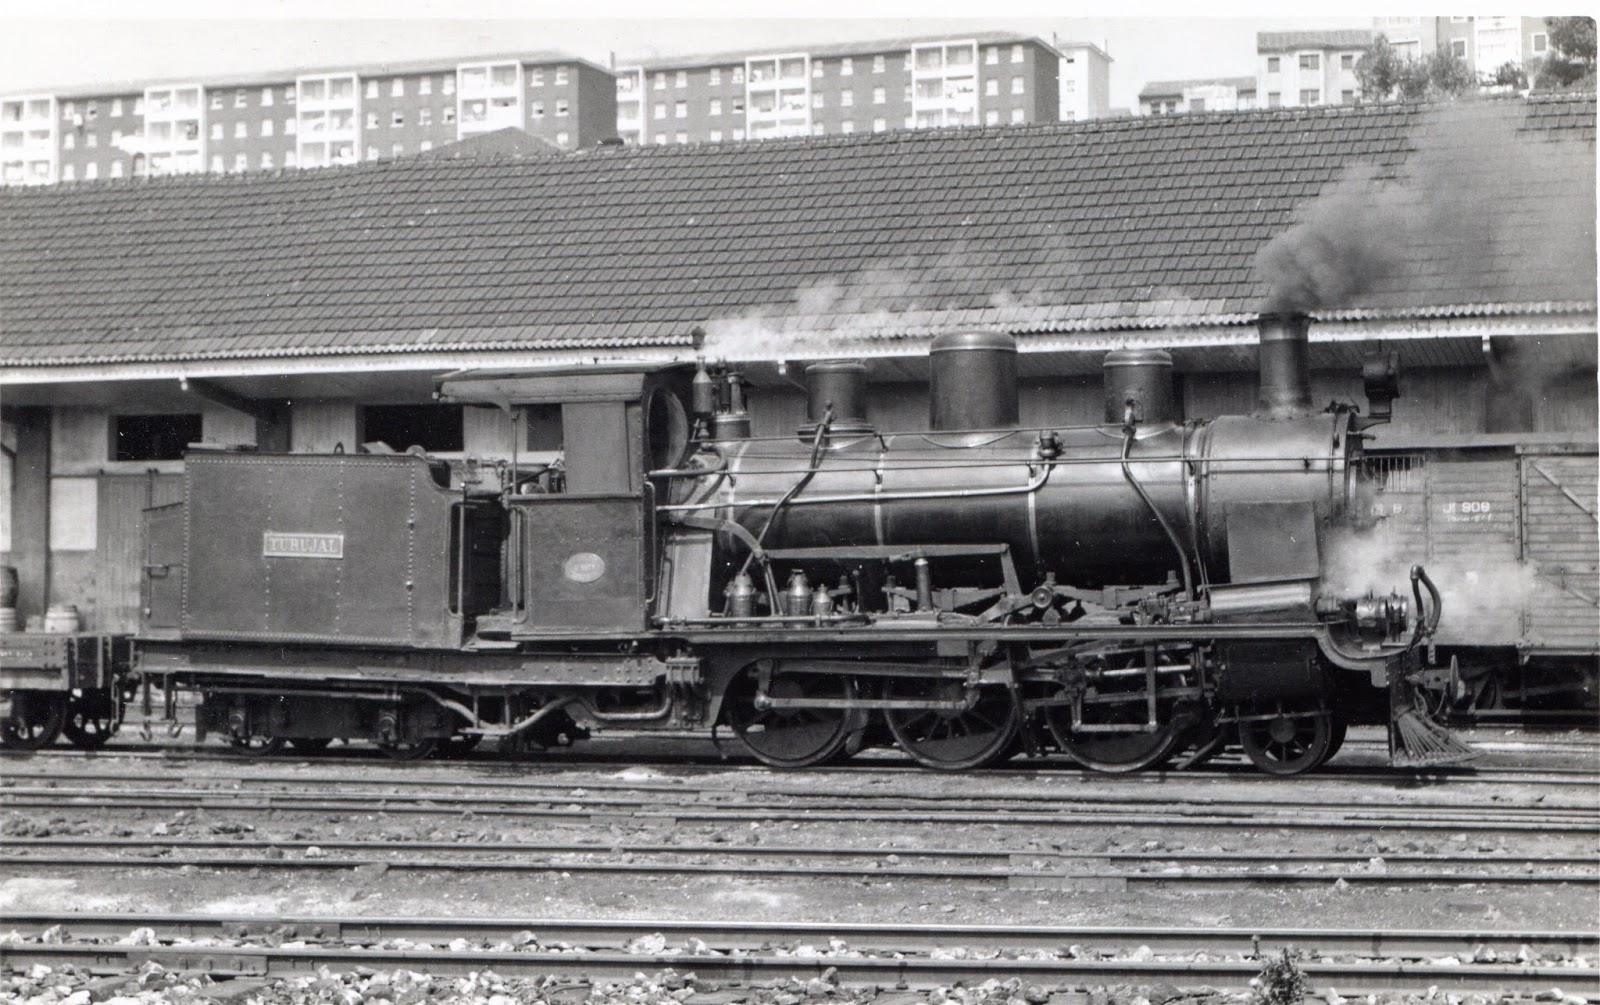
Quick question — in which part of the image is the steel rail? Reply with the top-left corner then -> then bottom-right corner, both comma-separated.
5,836 -> 1592,871
4,794 -> 1594,835
3,779 -> 1592,818
3,851 -> 1594,888
2,912 -> 1595,960
0,940 -> 1594,997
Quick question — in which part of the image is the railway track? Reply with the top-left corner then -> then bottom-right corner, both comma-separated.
2,914 -> 1595,998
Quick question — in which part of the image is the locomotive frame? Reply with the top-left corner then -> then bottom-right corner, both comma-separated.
102,312 -> 1474,775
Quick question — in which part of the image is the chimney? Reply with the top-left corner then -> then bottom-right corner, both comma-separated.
929,331 -> 1019,432
1255,313 -> 1313,419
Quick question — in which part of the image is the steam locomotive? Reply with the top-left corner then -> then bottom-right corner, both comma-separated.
11,313 -> 1478,774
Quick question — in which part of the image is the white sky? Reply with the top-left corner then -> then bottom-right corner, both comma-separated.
0,0 -> 1372,113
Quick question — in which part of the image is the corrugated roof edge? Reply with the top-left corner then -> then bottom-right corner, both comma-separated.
3,302 -> 1591,369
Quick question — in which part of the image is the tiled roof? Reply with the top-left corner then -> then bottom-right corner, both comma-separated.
1257,29 -> 1374,53
1,95 -> 1594,368
1140,76 -> 1258,98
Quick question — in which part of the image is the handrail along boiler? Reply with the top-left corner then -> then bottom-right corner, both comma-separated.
130,312 -> 1472,773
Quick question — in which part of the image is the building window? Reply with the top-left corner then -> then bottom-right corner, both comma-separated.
1299,53 -> 1320,70
112,414 -> 203,462
111,129 -> 122,143
234,122 -> 247,138
653,103 -> 666,120
285,86 -> 295,103
556,131 -> 570,146
653,134 -> 666,145
709,128 -> 723,142
442,76 -> 455,96
209,155 -> 223,172
366,80 -> 379,99
985,78 -> 999,97
654,72 -> 666,90
709,68 -> 722,85
420,76 -> 432,95
1451,38 -> 1468,58
555,67 -> 569,85
392,78 -> 405,97
557,99 -> 570,116
1011,44 -> 1024,63
261,87 -> 274,106
529,69 -> 544,87
365,112 -> 378,129
1340,53 -> 1355,70
367,145 -> 379,160
733,97 -> 744,114
260,152 -> 273,169
984,108 -> 999,125
811,122 -> 825,135
1532,32 -> 1548,53
209,93 -> 223,110
443,107 -> 455,124
841,90 -> 854,107
1191,97 -> 1206,112
392,110 -> 404,127
361,406 -> 463,453
812,92 -> 824,109
418,107 -> 431,126
134,97 -> 145,114
873,117 -> 887,131
672,99 -> 684,118
61,163 -> 75,181
233,153 -> 247,171
392,142 -> 404,157
841,57 -> 853,76
1268,91 -> 1281,107
1340,89 -> 1355,103
709,98 -> 722,116
1299,88 -> 1319,104
675,70 -> 688,87
284,117 -> 295,134
284,150 -> 296,167
840,120 -> 854,134
1267,56 -> 1281,73
1011,76 -> 1024,94
873,54 -> 886,73
419,140 -> 432,152
110,160 -> 123,177
63,132 -> 75,149
873,86 -> 886,104
732,67 -> 745,84
111,98 -> 123,116
1010,107 -> 1025,124
84,162 -> 97,179
261,120 -> 274,137
235,89 -> 247,108
904,83 -> 913,101
674,131 -> 686,144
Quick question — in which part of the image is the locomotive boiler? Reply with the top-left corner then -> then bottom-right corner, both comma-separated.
125,312 -> 1471,775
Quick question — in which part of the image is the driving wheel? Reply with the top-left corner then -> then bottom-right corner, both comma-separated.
724,666 -> 856,769
883,678 -> 1020,771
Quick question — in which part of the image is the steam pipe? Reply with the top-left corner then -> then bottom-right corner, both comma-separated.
1119,427 -> 1195,601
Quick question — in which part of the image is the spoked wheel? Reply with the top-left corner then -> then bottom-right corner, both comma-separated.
1316,716 -> 1348,769
287,737 -> 333,753
1239,702 -> 1333,775
62,702 -> 119,750
1044,645 -> 1196,773
1,692 -> 66,750
377,738 -> 440,761
227,735 -> 286,756
883,678 -> 1020,771
723,665 -> 857,769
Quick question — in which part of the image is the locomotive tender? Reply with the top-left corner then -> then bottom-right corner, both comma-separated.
124,312 -> 1470,774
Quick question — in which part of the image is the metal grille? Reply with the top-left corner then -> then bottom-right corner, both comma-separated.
1360,453 -> 1426,493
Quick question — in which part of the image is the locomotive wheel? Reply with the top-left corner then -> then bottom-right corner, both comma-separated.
0,692 -> 66,750
1239,704 -> 1333,775
433,734 -> 483,759
1316,716 -> 1349,768
1044,647 -> 1195,774
288,737 -> 333,753
883,678 -> 1020,772
227,735 -> 286,756
378,738 -> 440,761
724,668 -> 856,769
62,706 -> 118,750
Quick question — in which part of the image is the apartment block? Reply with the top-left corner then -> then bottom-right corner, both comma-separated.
6,52 -> 614,184
1373,16 -> 1554,75
616,33 -> 1066,146
1257,30 -> 1372,109
1139,77 -> 1257,116
1057,40 -> 1112,121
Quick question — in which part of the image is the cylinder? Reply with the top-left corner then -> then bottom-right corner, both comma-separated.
802,361 -> 872,436
1256,313 -> 1313,418
929,331 -> 1018,432
1103,349 -> 1178,425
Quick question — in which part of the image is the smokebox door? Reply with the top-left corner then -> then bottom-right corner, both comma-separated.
1225,501 -> 1320,584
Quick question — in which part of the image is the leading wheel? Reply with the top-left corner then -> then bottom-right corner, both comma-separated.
62,703 -> 118,750
1,693 -> 66,750
723,666 -> 856,769
1239,703 -> 1332,775
883,678 -> 1020,771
